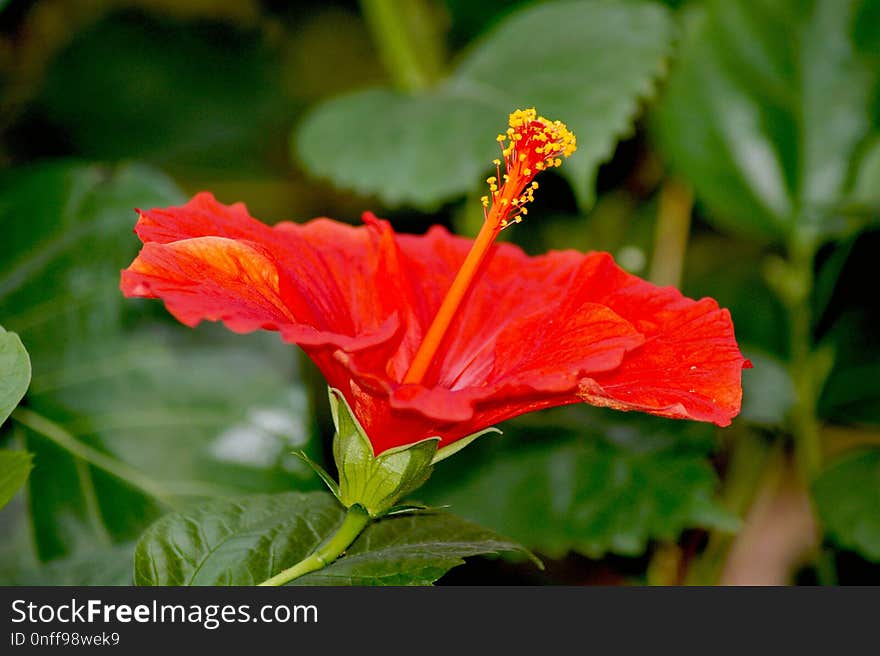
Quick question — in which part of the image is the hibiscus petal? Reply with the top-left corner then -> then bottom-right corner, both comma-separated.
121,194 -> 403,353
368,232 -> 746,442
575,255 -> 749,426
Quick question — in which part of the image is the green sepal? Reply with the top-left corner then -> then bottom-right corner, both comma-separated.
383,502 -> 451,517
329,388 -> 439,518
291,450 -> 341,502
433,426 -> 501,464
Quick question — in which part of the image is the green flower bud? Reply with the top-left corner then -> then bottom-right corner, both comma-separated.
329,388 -> 439,517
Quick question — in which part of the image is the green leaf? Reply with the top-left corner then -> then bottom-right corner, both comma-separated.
654,0 -> 880,243
0,325 -> 30,426
0,161 -> 319,563
813,449 -> 880,562
135,491 -> 531,586
420,410 -> 737,558
739,350 -> 796,427
34,13 -> 296,174
0,450 -> 33,510
5,543 -> 134,586
297,0 -> 674,210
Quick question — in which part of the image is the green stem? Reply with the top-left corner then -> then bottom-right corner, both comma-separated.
785,242 -> 822,480
258,504 -> 371,586
12,407 -> 179,508
649,178 -> 694,288
360,0 -> 444,92
815,547 -> 838,586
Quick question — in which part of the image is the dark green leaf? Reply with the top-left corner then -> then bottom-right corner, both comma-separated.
135,491 -> 531,586
813,449 -> 880,562
420,410 -> 736,558
654,0 -> 880,242
0,325 -> 30,426
5,543 -> 134,586
34,13 -> 296,174
820,361 -> 880,426
297,0 -> 674,210
0,450 -> 32,510
294,510 -> 532,585
0,161 -> 318,563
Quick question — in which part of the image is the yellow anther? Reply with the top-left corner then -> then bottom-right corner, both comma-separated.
480,109 -> 576,233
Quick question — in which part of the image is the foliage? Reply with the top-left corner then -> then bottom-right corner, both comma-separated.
0,0 -> 878,586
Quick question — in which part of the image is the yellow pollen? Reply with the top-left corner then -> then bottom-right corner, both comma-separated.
479,107 -> 577,231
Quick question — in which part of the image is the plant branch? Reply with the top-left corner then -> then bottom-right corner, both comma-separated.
649,178 -> 694,287
12,407 -> 179,508
360,0 -> 445,92
783,237 -> 823,480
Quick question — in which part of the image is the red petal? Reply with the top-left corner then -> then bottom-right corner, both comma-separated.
121,194 -> 403,353
575,256 -> 748,426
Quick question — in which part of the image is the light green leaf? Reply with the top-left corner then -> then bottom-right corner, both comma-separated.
0,450 -> 32,510
297,0 -> 674,210
0,325 -> 30,426
135,491 -> 531,586
813,449 -> 880,562
654,0 -> 880,242
421,410 -> 737,558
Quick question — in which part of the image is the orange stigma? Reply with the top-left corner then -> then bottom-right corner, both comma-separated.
402,108 -> 576,385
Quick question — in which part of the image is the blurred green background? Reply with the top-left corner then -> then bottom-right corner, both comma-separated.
0,0 -> 878,585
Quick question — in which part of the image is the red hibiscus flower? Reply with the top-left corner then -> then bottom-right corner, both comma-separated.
121,109 -> 749,456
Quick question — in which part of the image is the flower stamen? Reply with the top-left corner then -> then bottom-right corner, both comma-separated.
402,108 -> 576,385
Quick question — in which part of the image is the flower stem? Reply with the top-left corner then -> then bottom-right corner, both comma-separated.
257,504 -> 371,586
360,0 -> 444,92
